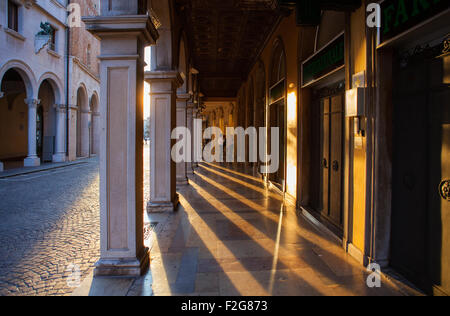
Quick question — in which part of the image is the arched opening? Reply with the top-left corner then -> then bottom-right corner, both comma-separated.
0,69 -> 29,169
76,86 -> 89,158
268,39 -> 287,190
90,93 -> 99,156
37,80 -> 57,163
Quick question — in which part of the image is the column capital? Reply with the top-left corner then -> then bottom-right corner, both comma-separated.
177,93 -> 191,102
24,99 -> 41,108
145,70 -> 184,87
54,104 -> 67,113
83,15 -> 159,47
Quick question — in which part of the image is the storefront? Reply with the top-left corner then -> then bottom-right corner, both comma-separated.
376,0 -> 450,295
299,12 -> 347,238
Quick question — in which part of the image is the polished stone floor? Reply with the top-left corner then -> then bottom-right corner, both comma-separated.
131,162 -> 404,296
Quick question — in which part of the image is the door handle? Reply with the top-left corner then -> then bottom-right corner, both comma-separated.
332,160 -> 339,172
323,159 -> 328,169
440,180 -> 450,201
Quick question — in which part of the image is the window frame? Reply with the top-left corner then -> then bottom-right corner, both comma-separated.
7,0 -> 20,32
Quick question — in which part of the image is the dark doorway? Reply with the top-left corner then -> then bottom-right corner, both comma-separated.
36,105 -> 44,161
391,46 -> 450,296
268,99 -> 286,189
308,82 -> 345,237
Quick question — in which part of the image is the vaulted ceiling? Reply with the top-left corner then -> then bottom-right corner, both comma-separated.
174,0 -> 281,98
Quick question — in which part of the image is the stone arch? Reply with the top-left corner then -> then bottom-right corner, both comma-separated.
37,72 -> 64,106
0,59 -> 37,99
0,67 -> 31,165
90,92 -> 100,156
76,84 -> 90,158
37,79 -> 58,162
269,37 -> 287,87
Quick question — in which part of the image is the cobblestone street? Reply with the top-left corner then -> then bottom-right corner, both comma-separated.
0,158 -> 101,296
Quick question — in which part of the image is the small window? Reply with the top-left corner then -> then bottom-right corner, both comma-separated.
49,25 -> 57,51
86,44 -> 91,68
8,1 -> 19,32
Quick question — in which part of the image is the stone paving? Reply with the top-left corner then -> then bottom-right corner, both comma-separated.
0,159 -> 101,296
1,149 -> 410,296
126,162 -> 407,296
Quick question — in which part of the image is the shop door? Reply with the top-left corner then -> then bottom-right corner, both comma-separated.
429,56 -> 450,296
269,100 -> 286,189
392,52 -> 450,296
321,94 -> 344,231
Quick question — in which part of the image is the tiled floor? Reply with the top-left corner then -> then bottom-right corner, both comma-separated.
141,163 -> 404,296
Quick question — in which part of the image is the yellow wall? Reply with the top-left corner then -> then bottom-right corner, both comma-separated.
244,13 -> 299,199
350,6 -> 367,252
0,94 -> 28,160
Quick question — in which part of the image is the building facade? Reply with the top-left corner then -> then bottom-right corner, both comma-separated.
0,0 -> 100,172
2,0 -> 444,296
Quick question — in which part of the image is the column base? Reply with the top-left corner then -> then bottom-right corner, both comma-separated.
147,194 -> 179,213
176,178 -> 189,186
52,153 -> 67,163
94,247 -> 150,277
24,156 -> 41,167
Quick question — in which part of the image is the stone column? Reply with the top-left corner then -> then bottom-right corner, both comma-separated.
24,98 -> 41,167
92,112 -> 100,155
81,109 -> 92,157
146,71 -> 183,212
68,105 -> 78,161
186,102 -> 194,176
176,93 -> 190,186
53,104 -> 67,162
84,13 -> 158,276
192,108 -> 201,169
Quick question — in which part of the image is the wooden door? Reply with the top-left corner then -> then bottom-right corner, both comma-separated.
428,56 -> 450,296
321,95 -> 344,231
392,52 -> 450,296
321,98 -> 330,214
330,95 -> 343,226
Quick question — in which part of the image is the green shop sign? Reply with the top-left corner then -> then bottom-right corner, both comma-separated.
381,0 -> 450,44
302,33 -> 345,87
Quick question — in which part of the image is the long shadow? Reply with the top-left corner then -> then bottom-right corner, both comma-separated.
189,163 -> 398,296
182,174 -> 327,295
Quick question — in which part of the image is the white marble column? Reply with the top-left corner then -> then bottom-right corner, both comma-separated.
84,12 -> 158,276
80,109 -> 91,158
53,104 -> 67,163
192,108 -> 201,169
176,93 -> 190,186
186,102 -> 194,176
24,98 -> 41,167
92,112 -> 100,156
146,71 -> 183,212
